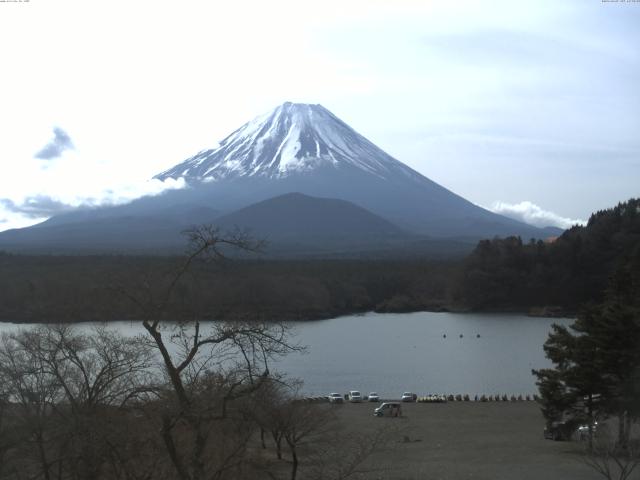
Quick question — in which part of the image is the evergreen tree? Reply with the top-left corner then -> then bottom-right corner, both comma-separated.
533,266 -> 640,449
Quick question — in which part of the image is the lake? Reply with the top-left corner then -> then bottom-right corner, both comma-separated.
277,311 -> 571,397
0,311 -> 571,398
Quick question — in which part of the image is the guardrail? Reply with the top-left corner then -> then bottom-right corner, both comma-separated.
299,394 -> 540,403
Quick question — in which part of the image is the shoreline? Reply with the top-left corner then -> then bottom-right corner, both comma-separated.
0,305 -> 575,325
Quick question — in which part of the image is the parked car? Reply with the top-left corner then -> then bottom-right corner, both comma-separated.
348,391 -> 362,402
374,402 -> 402,417
401,392 -> 416,402
543,420 -> 582,441
328,393 -> 344,404
368,392 -> 380,402
544,419 -> 598,441
544,421 -> 571,441
577,422 -> 598,441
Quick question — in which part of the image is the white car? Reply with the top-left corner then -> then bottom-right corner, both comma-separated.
401,392 -> 415,402
368,392 -> 380,402
328,392 -> 344,403
348,390 -> 362,402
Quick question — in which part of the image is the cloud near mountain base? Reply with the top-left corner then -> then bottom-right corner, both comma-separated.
490,201 -> 586,229
0,177 -> 185,232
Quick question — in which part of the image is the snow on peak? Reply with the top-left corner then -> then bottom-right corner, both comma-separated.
155,102 -> 421,182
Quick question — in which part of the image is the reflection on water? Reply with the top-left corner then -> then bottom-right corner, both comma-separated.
0,311 -> 571,398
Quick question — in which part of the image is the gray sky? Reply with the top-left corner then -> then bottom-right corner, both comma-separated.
0,0 -> 638,230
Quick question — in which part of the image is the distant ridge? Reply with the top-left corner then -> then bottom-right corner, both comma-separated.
214,192 -> 407,241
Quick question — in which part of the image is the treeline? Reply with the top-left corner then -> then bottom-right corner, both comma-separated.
453,198 -> 640,314
1,198 -> 638,322
0,254 -> 457,323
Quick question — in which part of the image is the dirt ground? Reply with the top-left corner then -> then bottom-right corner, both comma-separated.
329,401 -> 609,480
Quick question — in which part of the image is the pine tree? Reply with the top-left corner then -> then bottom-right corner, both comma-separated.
533,265 -> 640,449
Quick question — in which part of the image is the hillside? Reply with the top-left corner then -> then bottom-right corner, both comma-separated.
453,198 -> 640,313
215,193 -> 406,240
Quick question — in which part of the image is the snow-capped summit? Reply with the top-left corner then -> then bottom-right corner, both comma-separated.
155,102 -> 421,182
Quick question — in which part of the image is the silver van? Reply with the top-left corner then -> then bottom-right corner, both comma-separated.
374,402 -> 402,417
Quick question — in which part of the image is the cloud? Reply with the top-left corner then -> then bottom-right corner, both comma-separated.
0,195 -> 77,219
0,177 -> 186,232
490,201 -> 586,229
34,127 -> 74,160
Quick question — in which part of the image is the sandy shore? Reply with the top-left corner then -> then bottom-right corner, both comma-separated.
329,401 -> 606,480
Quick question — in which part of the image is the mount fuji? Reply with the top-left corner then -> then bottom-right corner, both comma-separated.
153,102 -> 556,238
0,102 -> 560,254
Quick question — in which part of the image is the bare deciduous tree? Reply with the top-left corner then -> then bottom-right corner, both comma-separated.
117,226 -> 302,480
0,325 -> 157,480
581,424 -> 640,480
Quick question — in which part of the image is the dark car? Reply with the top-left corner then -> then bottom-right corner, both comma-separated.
543,421 -> 575,441
544,418 -> 598,441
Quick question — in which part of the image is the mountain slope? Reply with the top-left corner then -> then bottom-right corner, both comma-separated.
214,192 -> 406,241
211,193 -> 480,257
0,205 -> 219,254
0,102 -> 561,254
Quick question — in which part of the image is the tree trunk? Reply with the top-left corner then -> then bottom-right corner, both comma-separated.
289,445 -> 298,480
162,414 -> 191,480
623,411 -> 631,450
36,430 -> 51,480
587,395 -> 594,452
272,431 -> 282,460
618,413 -> 626,449
191,422 -> 207,480
143,324 -> 190,409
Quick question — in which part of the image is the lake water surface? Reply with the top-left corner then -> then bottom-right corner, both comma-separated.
0,311 -> 571,398
277,311 -> 571,397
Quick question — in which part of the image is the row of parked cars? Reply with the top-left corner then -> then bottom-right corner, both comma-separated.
328,391 -> 418,403
328,391 -> 379,403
